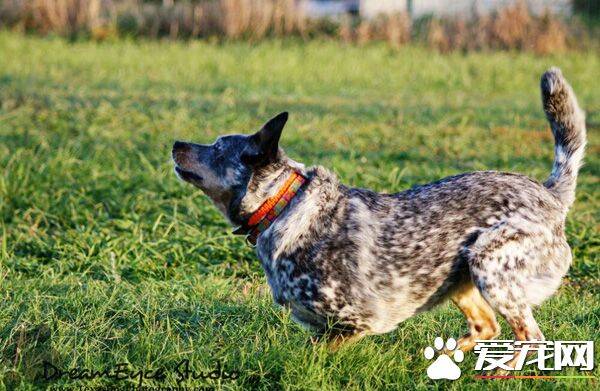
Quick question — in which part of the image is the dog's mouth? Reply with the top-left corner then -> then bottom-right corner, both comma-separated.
174,166 -> 203,183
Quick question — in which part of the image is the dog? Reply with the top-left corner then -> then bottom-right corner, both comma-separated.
172,68 -> 586,355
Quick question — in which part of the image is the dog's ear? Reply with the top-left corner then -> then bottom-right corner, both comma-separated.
243,112 -> 288,165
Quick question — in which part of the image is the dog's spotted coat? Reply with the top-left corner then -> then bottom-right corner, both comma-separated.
172,68 -> 586,352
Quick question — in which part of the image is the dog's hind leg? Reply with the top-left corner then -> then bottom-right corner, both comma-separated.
468,252 -> 545,342
471,273 -> 544,370
451,282 -> 500,353
465,223 -> 551,369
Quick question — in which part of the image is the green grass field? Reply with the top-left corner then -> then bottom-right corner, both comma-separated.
0,32 -> 598,390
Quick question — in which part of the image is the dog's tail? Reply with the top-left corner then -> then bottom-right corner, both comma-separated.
541,67 -> 586,209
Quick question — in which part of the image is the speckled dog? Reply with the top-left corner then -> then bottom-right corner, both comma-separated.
172,68 -> 586,354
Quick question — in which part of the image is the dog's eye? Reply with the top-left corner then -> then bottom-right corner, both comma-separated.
213,143 -> 224,157
241,151 -> 261,165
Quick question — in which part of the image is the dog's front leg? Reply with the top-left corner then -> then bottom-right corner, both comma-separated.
324,330 -> 366,352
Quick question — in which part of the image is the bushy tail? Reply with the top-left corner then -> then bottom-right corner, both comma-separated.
541,67 -> 586,208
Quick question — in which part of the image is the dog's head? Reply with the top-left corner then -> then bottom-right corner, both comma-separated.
172,112 -> 295,224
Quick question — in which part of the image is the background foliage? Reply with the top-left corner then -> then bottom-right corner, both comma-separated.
0,0 -> 598,53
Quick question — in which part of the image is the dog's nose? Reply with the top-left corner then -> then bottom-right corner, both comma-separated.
172,141 -> 192,163
172,141 -> 187,152
172,141 -> 193,158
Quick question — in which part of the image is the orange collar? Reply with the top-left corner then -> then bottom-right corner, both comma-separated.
234,171 -> 307,245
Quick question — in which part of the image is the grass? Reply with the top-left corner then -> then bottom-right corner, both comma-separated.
0,32 -> 598,390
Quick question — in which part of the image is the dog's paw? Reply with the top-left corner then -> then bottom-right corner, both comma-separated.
423,337 -> 464,380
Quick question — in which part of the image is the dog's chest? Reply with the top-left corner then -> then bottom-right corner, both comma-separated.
256,244 -> 333,326
259,255 -> 317,306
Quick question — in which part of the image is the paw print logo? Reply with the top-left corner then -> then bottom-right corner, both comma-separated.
423,337 -> 464,380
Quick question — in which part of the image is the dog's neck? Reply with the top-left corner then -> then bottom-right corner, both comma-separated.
256,166 -> 344,258
230,153 -> 306,229
240,163 -> 299,214
235,170 -> 308,244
